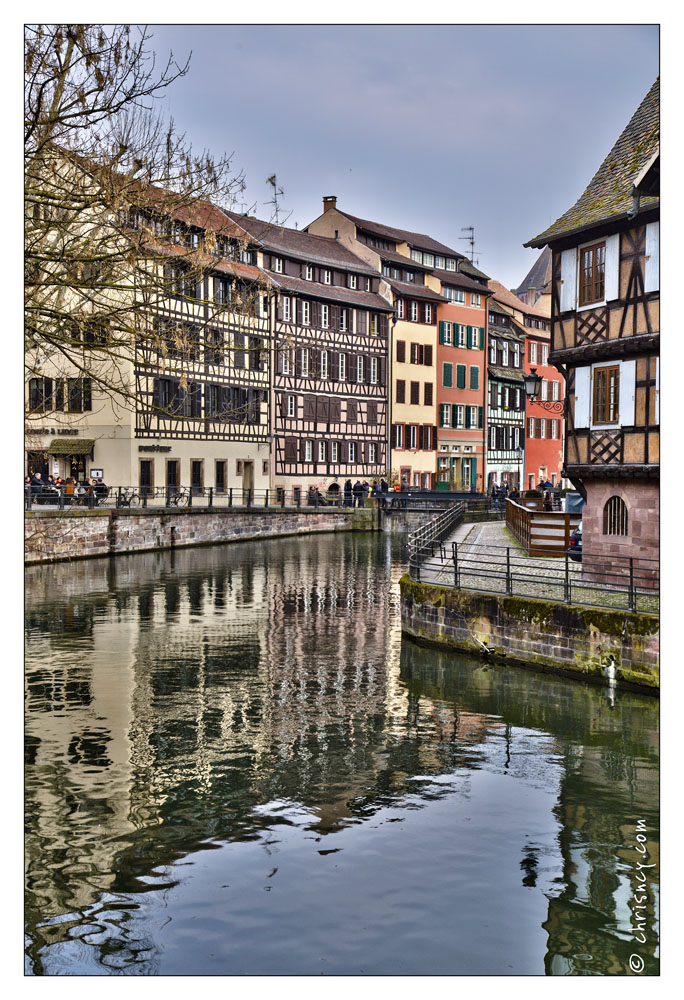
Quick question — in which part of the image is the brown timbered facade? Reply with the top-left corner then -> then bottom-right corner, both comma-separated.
220,212 -> 391,492
526,79 -> 659,569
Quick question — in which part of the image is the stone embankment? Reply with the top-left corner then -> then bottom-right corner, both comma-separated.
25,506 -> 377,564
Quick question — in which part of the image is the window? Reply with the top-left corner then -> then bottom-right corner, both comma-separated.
318,441 -> 326,462
215,460 -> 226,493
302,301 -> 310,325
340,308 -> 348,332
490,425 -> 497,449
469,366 -> 479,390
240,248 -> 253,265
349,442 -> 356,462
604,496 -> 628,535
331,441 -> 339,462
67,378 -> 92,413
541,379 -> 549,401
501,342 -> 509,367
424,304 -> 433,323
273,257 -> 283,273
305,264 -> 313,281
442,321 -> 453,345
579,241 -> 606,305
490,338 -> 497,363
469,406 -> 478,427
365,278 -> 371,291
512,343 -> 520,368
410,381 -> 420,405
411,249 -> 422,263
458,324 -> 467,348
443,362 -> 453,388
435,255 -> 445,269
370,314 -> 378,335
552,380 -> 560,401
287,395 -> 296,417
324,269 -> 332,284
281,347 -> 290,374
321,304 -> 329,328
305,441 -> 313,462
409,425 -> 417,449
357,356 -> 365,382
527,417 -> 535,438
349,274 -> 357,289
410,301 -> 418,322
406,271 -> 415,282
446,258 -> 456,271
456,405 -> 465,428
397,299 -> 405,319
444,287 -> 465,304
214,276 -> 232,304
282,296 -> 291,321
395,424 -> 404,448
539,418 -> 546,439
550,419 -> 559,439
424,253 -> 434,267
542,344 -> 549,365
593,365 -> 619,424
529,341 -> 538,364
28,377 -> 52,412
424,427 -> 432,449
424,383 -> 433,406
396,379 -> 406,403
368,442 -> 376,463
321,350 -> 329,379
383,264 -> 391,277
456,364 -> 466,389
471,293 -> 481,307
370,357 -> 378,384
301,348 -> 310,376
339,353 -> 346,381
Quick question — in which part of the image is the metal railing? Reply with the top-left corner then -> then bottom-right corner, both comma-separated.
24,484 -> 381,512
409,539 -> 659,614
408,501 -> 466,575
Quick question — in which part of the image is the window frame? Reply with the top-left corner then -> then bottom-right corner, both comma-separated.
578,240 -> 606,307
592,365 -> 620,425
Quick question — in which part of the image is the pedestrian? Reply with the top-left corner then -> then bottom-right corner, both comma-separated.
362,480 -> 370,499
353,480 -> 363,507
344,478 -> 353,507
380,479 -> 389,494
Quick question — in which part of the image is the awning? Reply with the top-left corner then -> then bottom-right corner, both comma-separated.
48,439 -> 95,455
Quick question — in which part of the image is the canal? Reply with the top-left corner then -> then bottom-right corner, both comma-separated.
25,532 -> 659,976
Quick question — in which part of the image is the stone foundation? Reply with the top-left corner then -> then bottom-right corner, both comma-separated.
582,478 -> 659,584
400,576 -> 659,692
25,506 -> 377,564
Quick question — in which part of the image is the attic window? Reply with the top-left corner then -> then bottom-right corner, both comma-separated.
579,242 -> 605,305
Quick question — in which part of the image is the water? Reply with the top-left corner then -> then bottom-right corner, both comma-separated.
24,532 -> 659,975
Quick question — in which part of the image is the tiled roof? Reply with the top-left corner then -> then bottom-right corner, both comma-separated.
488,366 -> 524,383
459,259 -> 490,281
220,210 -> 377,274
145,238 -> 271,284
515,247 -> 552,297
378,249 -> 432,271
387,279 -> 445,302
489,280 -> 550,321
441,271 -> 492,294
339,210 -> 466,259
526,78 -> 659,247
271,273 -> 393,311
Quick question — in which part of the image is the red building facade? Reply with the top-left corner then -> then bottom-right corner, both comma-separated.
524,331 -> 564,489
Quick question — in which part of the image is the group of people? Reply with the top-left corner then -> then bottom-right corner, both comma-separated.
490,483 -> 520,508
25,472 -> 108,504
307,479 -> 391,508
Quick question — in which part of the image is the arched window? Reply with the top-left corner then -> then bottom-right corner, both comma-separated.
603,496 -> 628,536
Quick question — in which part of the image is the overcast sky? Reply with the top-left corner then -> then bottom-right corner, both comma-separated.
146,24 -> 658,290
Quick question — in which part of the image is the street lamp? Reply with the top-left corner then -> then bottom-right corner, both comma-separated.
515,445 -> 523,491
524,367 -> 564,413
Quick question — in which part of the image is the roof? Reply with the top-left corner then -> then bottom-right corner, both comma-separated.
337,209 -> 466,259
270,273 -> 393,311
488,366 -> 524,383
527,78 -> 659,247
387,279 -> 445,302
488,279 -> 550,321
48,439 -> 96,455
514,247 -> 552,297
220,210 -> 377,274
441,271 -> 492,294
378,249 -> 432,271
459,259 -> 490,281
147,239 -> 270,283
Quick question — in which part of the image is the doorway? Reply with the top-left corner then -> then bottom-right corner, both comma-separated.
139,460 -> 153,496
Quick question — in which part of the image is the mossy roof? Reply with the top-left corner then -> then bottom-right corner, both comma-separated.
526,78 -> 659,248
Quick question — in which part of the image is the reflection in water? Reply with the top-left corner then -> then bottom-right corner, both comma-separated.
25,534 -> 658,975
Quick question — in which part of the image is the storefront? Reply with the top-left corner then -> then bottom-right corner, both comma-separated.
47,439 -> 95,481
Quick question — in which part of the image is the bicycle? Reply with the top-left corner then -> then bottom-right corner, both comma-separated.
118,487 -> 140,508
168,487 -> 189,507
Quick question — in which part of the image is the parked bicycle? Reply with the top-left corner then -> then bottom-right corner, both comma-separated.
118,487 -> 140,507
168,487 -> 189,507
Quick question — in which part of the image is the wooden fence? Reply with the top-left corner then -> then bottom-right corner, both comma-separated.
505,498 -> 581,556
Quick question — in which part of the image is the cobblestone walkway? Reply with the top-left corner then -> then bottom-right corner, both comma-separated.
416,519 -> 659,615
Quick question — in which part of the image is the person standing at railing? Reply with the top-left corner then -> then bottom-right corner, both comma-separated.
353,480 -> 363,507
344,479 -> 353,507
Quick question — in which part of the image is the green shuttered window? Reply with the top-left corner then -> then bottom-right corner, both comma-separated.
470,366 -> 479,390
456,364 -> 466,389
443,362 -> 453,388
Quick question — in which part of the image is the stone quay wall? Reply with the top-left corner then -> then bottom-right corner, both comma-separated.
400,576 -> 659,692
25,506 -> 377,565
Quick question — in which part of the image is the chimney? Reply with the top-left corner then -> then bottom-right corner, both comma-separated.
323,195 -> 337,213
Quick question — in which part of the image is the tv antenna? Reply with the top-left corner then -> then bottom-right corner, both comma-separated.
459,226 -> 479,266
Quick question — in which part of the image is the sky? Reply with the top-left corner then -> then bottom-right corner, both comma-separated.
144,24 -> 659,290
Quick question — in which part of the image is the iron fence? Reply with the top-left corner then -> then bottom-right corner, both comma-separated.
407,501 -> 466,573
409,539 -> 659,615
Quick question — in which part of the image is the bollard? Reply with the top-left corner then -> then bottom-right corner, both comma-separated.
229,488 -> 233,507
280,490 -> 285,509
142,489 -> 148,509
59,486 -> 65,511
166,487 -> 171,508
117,487 -> 122,509
264,489 -> 269,507
187,488 -> 192,507
247,488 -> 252,507
88,489 -> 95,509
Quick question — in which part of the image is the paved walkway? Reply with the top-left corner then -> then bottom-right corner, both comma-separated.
416,518 -> 658,614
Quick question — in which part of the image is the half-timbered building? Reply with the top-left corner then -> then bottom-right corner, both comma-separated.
525,78 -> 659,568
486,299 -> 526,488
219,211 -> 391,495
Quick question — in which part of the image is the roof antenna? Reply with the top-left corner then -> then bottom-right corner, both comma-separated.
459,226 -> 477,264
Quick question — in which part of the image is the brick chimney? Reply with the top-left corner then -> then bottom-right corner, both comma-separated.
323,195 -> 337,213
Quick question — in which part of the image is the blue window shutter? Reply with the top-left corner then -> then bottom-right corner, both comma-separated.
467,325 -> 472,348
471,457 -> 477,487
478,406 -> 483,428
439,321 -> 445,345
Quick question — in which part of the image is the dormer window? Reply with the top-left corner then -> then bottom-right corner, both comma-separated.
424,253 -> 434,267
305,264 -> 313,281
365,278 -> 371,291
579,241 -> 606,305
324,269 -> 332,284
435,256 -> 445,269
410,301 -> 418,322
397,299 -> 405,319
446,259 -> 456,271
273,257 -> 283,273
349,274 -> 357,289
410,249 -> 422,264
